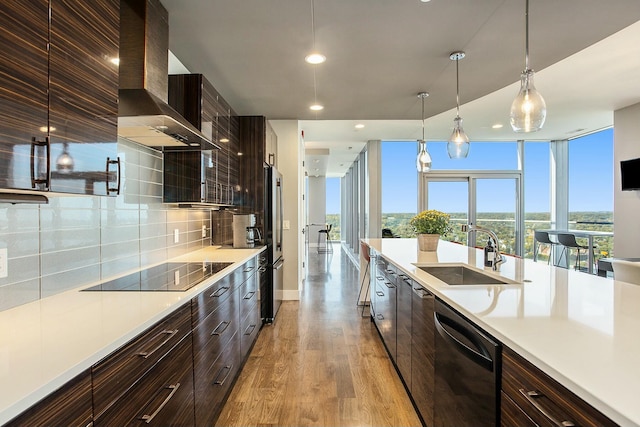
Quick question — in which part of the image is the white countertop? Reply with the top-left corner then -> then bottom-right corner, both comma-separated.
0,246 -> 265,426
364,238 -> 640,427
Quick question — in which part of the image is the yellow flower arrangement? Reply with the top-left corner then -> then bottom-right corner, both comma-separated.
409,210 -> 452,236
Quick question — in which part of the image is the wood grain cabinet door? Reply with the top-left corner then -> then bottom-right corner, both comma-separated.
4,369 -> 93,427
0,1 -> 49,191
396,273 -> 413,388
94,335 -> 195,427
48,0 -> 119,196
411,286 -> 435,427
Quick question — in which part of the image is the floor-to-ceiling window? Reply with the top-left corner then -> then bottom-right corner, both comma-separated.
419,141 -> 523,255
326,177 -> 341,240
381,141 -> 418,237
524,142 -> 551,258
568,128 -> 614,256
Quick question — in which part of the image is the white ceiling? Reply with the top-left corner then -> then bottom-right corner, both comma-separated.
160,0 -> 640,177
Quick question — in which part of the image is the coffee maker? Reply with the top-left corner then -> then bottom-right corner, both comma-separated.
232,214 -> 260,248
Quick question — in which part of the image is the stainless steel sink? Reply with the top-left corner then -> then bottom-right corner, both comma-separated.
417,265 -> 514,285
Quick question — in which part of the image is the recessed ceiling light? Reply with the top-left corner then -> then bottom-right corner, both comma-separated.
355,124 -> 365,129
314,159 -> 320,163
492,123 -> 504,129
420,0 -> 431,2
305,53 -> 326,64
310,104 -> 324,111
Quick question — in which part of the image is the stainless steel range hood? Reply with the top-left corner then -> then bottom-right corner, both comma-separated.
118,0 -> 215,149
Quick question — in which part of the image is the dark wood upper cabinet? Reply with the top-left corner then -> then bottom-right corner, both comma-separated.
0,0 -> 120,196
166,73 -> 239,205
0,1 -> 49,191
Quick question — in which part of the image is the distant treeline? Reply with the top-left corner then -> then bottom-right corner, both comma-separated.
326,211 -> 614,258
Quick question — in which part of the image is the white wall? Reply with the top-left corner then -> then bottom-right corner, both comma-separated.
270,120 -> 303,299
614,102 -> 640,256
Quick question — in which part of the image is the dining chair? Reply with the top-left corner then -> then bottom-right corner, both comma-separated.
611,259 -> 640,285
557,233 -> 595,272
534,231 -> 558,265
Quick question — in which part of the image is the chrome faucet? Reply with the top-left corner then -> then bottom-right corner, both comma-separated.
461,224 -> 506,271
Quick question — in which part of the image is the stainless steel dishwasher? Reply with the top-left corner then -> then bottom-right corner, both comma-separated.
433,299 -> 501,427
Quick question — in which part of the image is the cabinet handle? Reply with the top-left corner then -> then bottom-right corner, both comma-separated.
259,267 -> 267,273
213,364 -> 234,385
243,291 -> 256,300
211,320 -> 231,336
376,314 -> 384,320
30,136 -> 50,189
243,266 -> 255,273
244,324 -> 256,336
139,383 -> 181,424
106,157 -> 121,195
376,291 -> 385,297
518,389 -> 576,427
413,287 -> 432,298
383,281 -> 395,289
210,286 -> 230,298
136,329 -> 178,359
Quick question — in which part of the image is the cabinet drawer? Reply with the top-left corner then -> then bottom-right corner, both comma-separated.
94,335 -> 195,427
5,369 -> 92,427
92,303 -> 192,418
229,258 -> 257,288
194,331 -> 241,426
240,300 -> 260,359
501,392 -> 536,427
192,275 -> 233,328
502,347 -> 618,427
192,289 -> 239,362
239,274 -> 258,321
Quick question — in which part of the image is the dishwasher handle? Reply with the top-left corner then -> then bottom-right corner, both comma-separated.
434,311 -> 494,371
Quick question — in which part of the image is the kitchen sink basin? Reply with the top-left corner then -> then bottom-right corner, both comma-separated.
417,265 -> 515,285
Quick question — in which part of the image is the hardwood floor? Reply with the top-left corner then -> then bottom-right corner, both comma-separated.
215,244 -> 422,427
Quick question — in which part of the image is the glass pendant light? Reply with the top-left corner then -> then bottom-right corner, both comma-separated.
510,0 -> 546,132
447,51 -> 470,159
416,92 -> 432,172
56,142 -> 74,173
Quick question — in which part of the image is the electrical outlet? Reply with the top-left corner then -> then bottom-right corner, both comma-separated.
174,270 -> 180,286
283,220 -> 290,230
202,225 -> 207,238
174,229 -> 179,243
0,248 -> 7,278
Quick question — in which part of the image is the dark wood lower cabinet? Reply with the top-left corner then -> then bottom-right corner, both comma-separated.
501,346 -> 618,427
7,256 -> 263,427
500,392 -> 536,427
410,285 -> 435,427
93,335 -> 195,427
4,370 -> 92,427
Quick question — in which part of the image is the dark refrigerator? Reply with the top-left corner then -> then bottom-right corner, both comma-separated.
262,166 -> 284,323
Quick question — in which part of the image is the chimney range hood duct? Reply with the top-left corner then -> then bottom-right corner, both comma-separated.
118,0 -> 216,150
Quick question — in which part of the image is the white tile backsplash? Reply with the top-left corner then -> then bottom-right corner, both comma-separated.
0,138 -> 211,312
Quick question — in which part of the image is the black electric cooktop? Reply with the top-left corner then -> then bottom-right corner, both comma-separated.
83,261 -> 233,292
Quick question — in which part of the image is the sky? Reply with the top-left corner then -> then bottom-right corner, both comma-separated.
325,128 -> 614,215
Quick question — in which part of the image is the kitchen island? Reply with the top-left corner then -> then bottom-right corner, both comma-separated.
363,238 -> 640,427
0,246 -> 265,426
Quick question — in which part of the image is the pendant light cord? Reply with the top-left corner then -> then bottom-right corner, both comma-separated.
421,95 -> 425,140
311,0 -> 317,52
455,57 -> 461,118
524,0 -> 530,71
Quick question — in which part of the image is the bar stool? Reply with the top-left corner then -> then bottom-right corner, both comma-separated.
557,233 -> 595,272
357,241 -> 371,316
317,224 -> 333,253
534,230 -> 558,265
